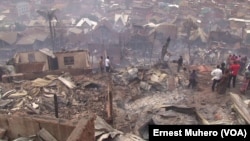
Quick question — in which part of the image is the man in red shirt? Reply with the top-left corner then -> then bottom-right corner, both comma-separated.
228,61 -> 241,88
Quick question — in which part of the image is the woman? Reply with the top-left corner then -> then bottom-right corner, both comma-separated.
216,69 -> 230,94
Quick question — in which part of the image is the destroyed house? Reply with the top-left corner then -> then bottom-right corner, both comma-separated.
54,50 -> 90,70
13,49 -> 91,73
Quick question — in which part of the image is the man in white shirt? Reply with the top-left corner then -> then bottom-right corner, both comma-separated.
211,65 -> 223,92
105,56 -> 110,72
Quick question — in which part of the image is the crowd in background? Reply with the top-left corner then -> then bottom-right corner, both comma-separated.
211,54 -> 250,94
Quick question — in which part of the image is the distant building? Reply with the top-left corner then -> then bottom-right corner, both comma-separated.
114,13 -> 129,32
76,18 -> 97,34
16,1 -> 31,18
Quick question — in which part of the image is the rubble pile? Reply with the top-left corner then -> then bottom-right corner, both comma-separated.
113,66 -> 171,92
0,63 -> 249,140
95,116 -> 144,141
0,128 -> 59,141
0,73 -> 107,120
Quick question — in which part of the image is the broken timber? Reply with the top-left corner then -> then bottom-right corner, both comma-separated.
230,92 -> 250,124
54,94 -> 59,118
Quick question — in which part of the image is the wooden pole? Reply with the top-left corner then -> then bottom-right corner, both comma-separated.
106,74 -> 113,124
54,94 -> 58,118
150,30 -> 156,66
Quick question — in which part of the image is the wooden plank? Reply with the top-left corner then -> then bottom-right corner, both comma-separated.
107,84 -> 112,121
106,75 -> 113,124
230,92 -> 250,124
37,128 -> 58,141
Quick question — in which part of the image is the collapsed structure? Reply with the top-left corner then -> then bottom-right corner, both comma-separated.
0,0 -> 250,141
0,58 -> 249,140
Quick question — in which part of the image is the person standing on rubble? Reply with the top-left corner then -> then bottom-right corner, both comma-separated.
211,65 -> 222,92
228,61 -> 241,88
216,69 -> 230,94
105,56 -> 111,73
99,56 -> 104,73
188,70 -> 197,89
177,56 -> 183,73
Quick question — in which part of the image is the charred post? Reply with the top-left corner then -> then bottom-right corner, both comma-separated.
54,94 -> 59,118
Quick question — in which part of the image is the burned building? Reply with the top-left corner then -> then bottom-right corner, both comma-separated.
12,48 -> 91,74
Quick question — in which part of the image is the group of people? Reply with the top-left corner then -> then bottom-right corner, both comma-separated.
99,56 -> 111,73
211,54 -> 249,94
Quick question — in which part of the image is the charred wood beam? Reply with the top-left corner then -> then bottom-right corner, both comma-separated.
54,94 -> 59,118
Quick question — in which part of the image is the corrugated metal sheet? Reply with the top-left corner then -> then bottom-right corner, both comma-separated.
39,48 -> 55,58
148,23 -> 178,40
28,19 -> 47,26
16,37 -> 35,45
68,28 -> 82,34
0,15 -> 6,21
0,32 -> 18,45
115,13 -> 129,25
1,9 -> 10,14
76,18 -> 97,29
246,29 -> 250,34
55,49 -> 89,54
35,33 -> 49,42
52,3 -> 67,10
16,32 -> 48,45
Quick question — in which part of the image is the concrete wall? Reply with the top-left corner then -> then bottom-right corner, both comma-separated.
0,113 -> 95,141
55,51 -> 90,69
13,50 -> 91,74
15,62 -> 45,73
14,51 -> 49,70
